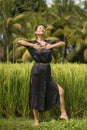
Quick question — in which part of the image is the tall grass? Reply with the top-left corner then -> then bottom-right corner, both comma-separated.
0,63 -> 87,118
51,63 -> 87,117
0,63 -> 33,118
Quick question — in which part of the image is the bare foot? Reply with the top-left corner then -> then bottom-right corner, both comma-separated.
33,120 -> 39,127
60,114 -> 69,121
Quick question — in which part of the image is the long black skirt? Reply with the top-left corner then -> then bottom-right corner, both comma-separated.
29,63 -> 60,112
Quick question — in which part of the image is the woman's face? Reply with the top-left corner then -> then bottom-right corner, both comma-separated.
35,25 -> 46,35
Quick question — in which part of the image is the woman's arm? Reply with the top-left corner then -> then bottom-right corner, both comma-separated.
17,40 -> 34,47
18,39 -> 43,50
44,41 -> 65,50
52,41 -> 65,48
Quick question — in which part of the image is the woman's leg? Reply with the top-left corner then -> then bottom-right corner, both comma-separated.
32,109 -> 39,126
58,84 -> 69,121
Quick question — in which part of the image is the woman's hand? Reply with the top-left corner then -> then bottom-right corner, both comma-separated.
33,43 -> 44,50
43,43 -> 53,50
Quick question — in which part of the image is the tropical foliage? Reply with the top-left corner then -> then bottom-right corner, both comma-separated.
0,0 -> 87,63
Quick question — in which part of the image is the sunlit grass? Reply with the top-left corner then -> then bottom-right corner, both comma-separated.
0,62 -> 87,118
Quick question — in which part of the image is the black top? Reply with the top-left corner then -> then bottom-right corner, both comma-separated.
25,40 -> 59,63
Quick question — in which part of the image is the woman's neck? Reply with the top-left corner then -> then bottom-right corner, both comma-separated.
37,35 -> 44,42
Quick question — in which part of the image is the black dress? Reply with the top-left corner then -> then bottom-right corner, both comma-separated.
25,40 -> 60,112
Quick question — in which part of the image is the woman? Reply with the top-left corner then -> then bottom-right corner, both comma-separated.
18,24 -> 68,126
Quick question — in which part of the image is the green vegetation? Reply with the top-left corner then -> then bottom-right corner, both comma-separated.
0,0 -> 87,63
0,63 -> 87,118
0,117 -> 87,130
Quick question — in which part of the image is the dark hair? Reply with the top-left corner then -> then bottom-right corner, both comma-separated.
34,24 -> 46,31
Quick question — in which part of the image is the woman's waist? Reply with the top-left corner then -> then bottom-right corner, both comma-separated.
35,62 -> 50,66
31,62 -> 51,76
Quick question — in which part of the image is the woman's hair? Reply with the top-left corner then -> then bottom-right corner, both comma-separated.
34,24 -> 46,31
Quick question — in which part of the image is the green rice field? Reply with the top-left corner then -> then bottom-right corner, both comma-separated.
0,63 -> 87,130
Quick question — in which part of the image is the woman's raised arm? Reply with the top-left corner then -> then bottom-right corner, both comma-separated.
52,41 -> 65,48
17,39 -> 34,47
44,41 -> 65,50
18,39 -> 43,50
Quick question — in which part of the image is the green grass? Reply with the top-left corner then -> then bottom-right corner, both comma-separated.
0,63 -> 87,117
0,117 -> 87,130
